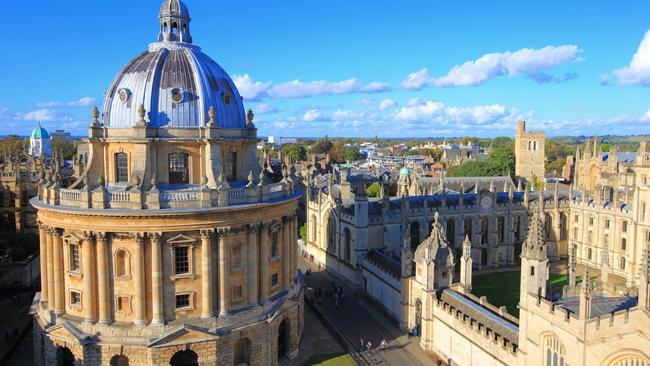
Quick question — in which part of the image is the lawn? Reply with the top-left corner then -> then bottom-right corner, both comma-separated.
471,270 -> 521,317
304,353 -> 355,366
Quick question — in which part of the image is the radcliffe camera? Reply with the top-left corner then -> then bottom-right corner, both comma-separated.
0,1 -> 649,366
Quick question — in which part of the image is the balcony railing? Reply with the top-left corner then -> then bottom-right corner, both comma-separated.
37,180 -> 297,211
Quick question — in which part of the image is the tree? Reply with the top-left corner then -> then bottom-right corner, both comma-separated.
329,143 -> 346,163
343,146 -> 361,162
419,147 -> 443,161
447,145 -> 515,177
281,143 -> 307,162
51,138 -> 79,160
0,136 -> 25,161
299,224 -> 307,243
366,182 -> 382,198
312,139 -> 333,154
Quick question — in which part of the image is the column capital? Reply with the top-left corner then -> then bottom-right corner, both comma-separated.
200,229 -> 215,239
148,232 -> 162,243
246,223 -> 260,234
51,227 -> 63,237
216,227 -> 232,237
38,223 -> 48,231
131,232 -> 146,243
83,231 -> 96,242
96,232 -> 108,243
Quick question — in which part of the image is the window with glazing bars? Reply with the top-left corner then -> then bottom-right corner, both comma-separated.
169,152 -> 189,184
115,153 -> 128,183
69,244 -> 80,272
174,246 -> 189,274
175,294 -> 190,309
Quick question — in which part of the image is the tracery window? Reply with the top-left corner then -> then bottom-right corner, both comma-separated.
327,217 -> 337,253
498,216 -> 505,243
544,335 -> 567,366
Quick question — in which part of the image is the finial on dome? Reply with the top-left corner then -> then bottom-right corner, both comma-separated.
137,105 -> 147,127
208,106 -> 216,126
246,109 -> 255,127
158,0 -> 192,44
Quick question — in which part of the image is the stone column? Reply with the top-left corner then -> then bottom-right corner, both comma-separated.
96,233 -> 110,324
38,224 -> 48,303
150,233 -> 164,325
282,217 -> 291,288
82,232 -> 96,323
201,229 -> 214,319
259,223 -> 270,302
46,227 -> 55,309
133,233 -> 146,325
247,224 -> 259,305
52,229 -> 64,315
290,216 -> 296,283
218,228 -> 230,316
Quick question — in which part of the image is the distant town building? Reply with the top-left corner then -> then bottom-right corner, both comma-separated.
49,129 -> 72,140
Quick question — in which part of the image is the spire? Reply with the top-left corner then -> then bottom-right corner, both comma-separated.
579,267 -> 593,320
522,211 -> 547,260
158,0 -> 192,43
593,135 -> 600,156
584,138 -> 593,158
460,235 -> 473,290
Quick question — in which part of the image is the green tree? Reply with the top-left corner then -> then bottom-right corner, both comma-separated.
51,138 -> 79,160
299,223 -> 307,243
281,143 -> 307,162
366,182 -> 382,197
312,139 -> 333,154
343,146 -> 361,162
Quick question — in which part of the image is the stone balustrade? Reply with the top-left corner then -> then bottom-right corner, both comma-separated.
38,180 -> 296,210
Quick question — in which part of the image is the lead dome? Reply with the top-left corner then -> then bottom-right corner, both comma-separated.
102,0 -> 245,129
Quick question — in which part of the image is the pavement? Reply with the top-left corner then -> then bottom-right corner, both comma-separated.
0,290 -> 35,365
299,256 -> 443,366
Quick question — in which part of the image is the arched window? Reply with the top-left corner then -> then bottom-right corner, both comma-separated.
171,22 -> 179,35
545,214 -> 553,239
414,298 -> 422,336
114,249 -> 130,277
528,141 -> 532,150
498,216 -> 505,243
110,355 -> 129,366
464,217 -> 472,238
514,215 -> 521,242
170,350 -> 198,366
277,319 -> 289,361
410,221 -> 420,251
326,216 -> 336,253
621,238 -> 627,251
233,338 -> 251,366
168,152 -> 189,184
310,215 -> 317,243
225,149 -> 237,181
608,353 -> 650,366
115,152 -> 128,183
481,217 -> 489,245
447,219 -> 456,247
343,228 -> 351,262
55,347 -> 75,366
543,335 -> 566,366
620,257 -> 626,270
560,213 -> 568,240
163,22 -> 168,32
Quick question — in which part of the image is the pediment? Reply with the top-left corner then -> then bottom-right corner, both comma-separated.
63,231 -> 85,243
148,324 -> 216,348
46,322 -> 93,345
166,234 -> 197,245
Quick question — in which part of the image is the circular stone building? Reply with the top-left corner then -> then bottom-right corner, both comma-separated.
31,1 -> 303,365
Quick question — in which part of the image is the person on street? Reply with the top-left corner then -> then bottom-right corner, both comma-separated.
380,339 -> 388,352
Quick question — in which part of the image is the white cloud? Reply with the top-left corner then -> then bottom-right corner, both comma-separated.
402,45 -> 582,89
233,74 -> 390,101
303,109 -> 322,122
379,99 -> 396,110
393,99 -> 519,128
253,103 -> 278,114
612,30 -> 650,85
358,98 -> 376,106
640,109 -> 650,121
24,109 -> 73,122
36,97 -> 98,108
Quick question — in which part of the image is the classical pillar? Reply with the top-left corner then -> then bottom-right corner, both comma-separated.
247,224 -> 259,305
96,233 -> 110,324
52,229 -> 64,315
282,218 -> 291,288
38,224 -> 48,303
46,227 -> 55,309
200,230 -> 214,319
218,228 -> 230,316
150,233 -> 164,325
133,233 -> 146,325
259,224 -> 270,301
81,232 -> 96,323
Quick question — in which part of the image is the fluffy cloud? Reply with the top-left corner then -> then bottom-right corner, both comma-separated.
379,99 -> 396,110
253,103 -> 278,114
24,109 -> 73,122
612,30 -> 650,85
393,99 -> 519,128
402,45 -> 582,89
36,97 -> 98,108
303,109 -> 322,122
233,74 -> 390,101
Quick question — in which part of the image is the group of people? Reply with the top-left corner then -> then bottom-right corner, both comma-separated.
359,338 -> 389,354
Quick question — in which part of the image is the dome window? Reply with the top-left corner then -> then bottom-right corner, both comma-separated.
223,93 -> 231,105
118,88 -> 131,103
171,88 -> 184,103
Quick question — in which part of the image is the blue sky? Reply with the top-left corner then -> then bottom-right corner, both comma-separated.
2,0 -> 650,138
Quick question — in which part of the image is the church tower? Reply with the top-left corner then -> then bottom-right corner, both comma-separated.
515,120 -> 545,183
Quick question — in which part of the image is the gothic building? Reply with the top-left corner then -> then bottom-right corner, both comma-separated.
515,120 -> 546,183
31,1 -> 302,365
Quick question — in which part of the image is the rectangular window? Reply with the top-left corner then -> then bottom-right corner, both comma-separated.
604,234 -> 609,247
588,231 -> 593,244
605,219 -> 610,229
174,246 -> 189,275
175,294 -> 190,309
116,296 -> 130,313
573,227 -> 578,240
621,238 -> 627,251
643,203 -> 647,222
231,245 -> 242,270
169,152 -> 189,184
574,215 -> 579,223
271,273 -> 279,288
69,244 -> 80,272
530,266 -> 535,276
589,216 -> 594,226
70,291 -> 81,306
271,231 -> 279,259
115,153 -> 128,183
231,284 -> 244,302
622,221 -> 628,232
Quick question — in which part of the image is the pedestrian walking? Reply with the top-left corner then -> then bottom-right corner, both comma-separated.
380,339 -> 388,352
359,338 -> 365,352
366,341 -> 373,354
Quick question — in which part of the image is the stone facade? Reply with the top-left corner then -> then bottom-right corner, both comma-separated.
31,1 -> 303,365
515,120 -> 545,182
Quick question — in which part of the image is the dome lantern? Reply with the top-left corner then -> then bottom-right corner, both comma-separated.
158,0 -> 192,44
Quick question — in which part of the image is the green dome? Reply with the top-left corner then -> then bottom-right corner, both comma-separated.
400,167 -> 410,175
31,124 -> 49,139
